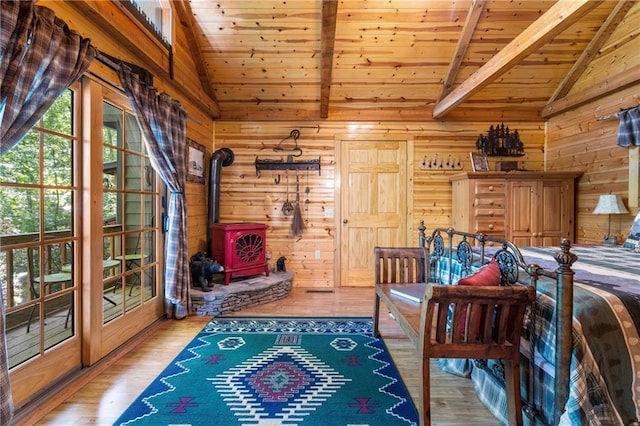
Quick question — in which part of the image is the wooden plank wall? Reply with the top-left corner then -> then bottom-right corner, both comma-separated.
546,86 -> 638,245
546,3 -> 640,245
214,121 -> 545,287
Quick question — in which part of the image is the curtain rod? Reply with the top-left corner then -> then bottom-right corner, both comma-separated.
94,51 -> 202,126
96,51 -> 119,72
596,105 -> 640,121
596,113 -> 618,121
96,51 -> 154,86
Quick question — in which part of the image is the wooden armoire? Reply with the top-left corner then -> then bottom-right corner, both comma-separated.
450,171 -> 582,246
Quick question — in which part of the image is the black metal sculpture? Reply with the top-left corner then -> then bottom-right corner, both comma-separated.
476,123 -> 525,157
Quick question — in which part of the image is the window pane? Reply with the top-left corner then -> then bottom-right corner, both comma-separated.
0,187 -> 41,234
124,194 -> 143,230
1,247 -> 30,309
144,194 -> 154,228
103,146 -> 118,191
125,151 -> 143,192
142,261 -> 155,302
43,135 -> 73,186
0,130 -> 39,185
103,190 -> 118,223
43,293 -> 73,350
125,112 -> 143,152
103,102 -> 122,148
42,90 -> 73,135
43,189 -> 73,233
144,159 -> 154,191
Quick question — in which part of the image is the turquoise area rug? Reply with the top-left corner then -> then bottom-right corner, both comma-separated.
114,317 -> 418,425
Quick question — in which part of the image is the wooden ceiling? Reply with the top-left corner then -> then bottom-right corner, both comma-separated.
180,0 -> 634,122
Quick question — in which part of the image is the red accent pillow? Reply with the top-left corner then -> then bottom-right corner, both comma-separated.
458,257 -> 501,287
457,258 -> 501,340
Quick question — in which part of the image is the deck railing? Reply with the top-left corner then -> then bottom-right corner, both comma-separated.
0,224 -> 122,310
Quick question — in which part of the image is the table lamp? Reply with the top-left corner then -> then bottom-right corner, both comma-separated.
592,194 -> 629,244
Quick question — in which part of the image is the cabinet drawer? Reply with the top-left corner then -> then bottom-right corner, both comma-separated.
473,197 -> 505,209
474,207 -> 505,218
474,181 -> 505,195
473,219 -> 505,233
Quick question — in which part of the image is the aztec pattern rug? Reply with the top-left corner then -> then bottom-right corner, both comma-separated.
114,317 -> 418,425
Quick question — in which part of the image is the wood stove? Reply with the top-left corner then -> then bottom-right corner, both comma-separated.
209,222 -> 269,285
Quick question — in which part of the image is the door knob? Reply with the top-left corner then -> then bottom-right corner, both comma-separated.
343,219 -> 348,224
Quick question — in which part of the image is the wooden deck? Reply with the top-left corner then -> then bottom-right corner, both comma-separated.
6,282 -> 148,369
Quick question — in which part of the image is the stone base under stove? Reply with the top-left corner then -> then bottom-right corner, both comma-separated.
190,271 -> 293,316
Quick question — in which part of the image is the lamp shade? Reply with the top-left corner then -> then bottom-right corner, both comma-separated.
592,194 -> 629,215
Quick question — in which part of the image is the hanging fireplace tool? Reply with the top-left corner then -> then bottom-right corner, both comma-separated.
282,163 -> 293,216
291,169 -> 305,236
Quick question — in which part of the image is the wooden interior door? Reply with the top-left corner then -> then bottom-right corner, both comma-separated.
539,180 -> 570,246
340,140 -> 408,287
507,181 -> 538,246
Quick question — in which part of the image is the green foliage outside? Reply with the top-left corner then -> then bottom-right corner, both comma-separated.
0,90 -> 88,306
1,90 -> 73,235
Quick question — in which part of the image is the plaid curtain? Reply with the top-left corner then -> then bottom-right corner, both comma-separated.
617,106 -> 640,147
117,64 -> 190,319
0,0 -> 96,154
0,0 -> 95,422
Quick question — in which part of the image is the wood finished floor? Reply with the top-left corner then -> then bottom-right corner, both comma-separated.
28,287 -> 500,425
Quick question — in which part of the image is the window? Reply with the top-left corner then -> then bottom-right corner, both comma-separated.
124,0 -> 172,47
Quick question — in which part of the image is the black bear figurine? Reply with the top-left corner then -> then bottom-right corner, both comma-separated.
276,256 -> 287,272
190,251 -> 223,291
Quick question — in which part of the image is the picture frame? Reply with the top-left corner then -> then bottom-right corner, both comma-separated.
470,152 -> 489,172
186,139 -> 206,184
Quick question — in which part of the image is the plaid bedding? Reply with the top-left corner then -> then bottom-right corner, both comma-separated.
432,246 -> 640,426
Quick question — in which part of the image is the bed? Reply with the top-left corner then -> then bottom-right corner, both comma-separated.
417,222 -> 640,426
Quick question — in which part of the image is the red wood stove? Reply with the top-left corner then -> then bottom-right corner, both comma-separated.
209,222 -> 269,285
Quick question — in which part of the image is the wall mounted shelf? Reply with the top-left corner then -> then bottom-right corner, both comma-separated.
255,157 -> 321,176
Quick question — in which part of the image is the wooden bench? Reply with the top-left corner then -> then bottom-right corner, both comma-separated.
372,244 -> 535,425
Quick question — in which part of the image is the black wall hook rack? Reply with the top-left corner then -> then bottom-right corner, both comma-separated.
255,157 -> 321,176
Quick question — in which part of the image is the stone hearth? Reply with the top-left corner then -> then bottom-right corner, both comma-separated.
190,271 -> 293,316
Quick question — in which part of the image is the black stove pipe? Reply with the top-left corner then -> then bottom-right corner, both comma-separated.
207,147 -> 234,250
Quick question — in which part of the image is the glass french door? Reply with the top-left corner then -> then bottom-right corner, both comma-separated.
0,85 -> 82,405
102,99 -> 158,322
81,78 -> 164,365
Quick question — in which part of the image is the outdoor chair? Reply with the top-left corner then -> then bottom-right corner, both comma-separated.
115,228 -> 151,296
26,246 -> 73,333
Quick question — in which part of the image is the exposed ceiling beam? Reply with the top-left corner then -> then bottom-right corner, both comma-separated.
437,0 -> 486,102
547,0 -> 634,105
320,1 -> 338,119
433,0 -> 602,119
542,63 -> 640,118
171,0 -> 219,109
